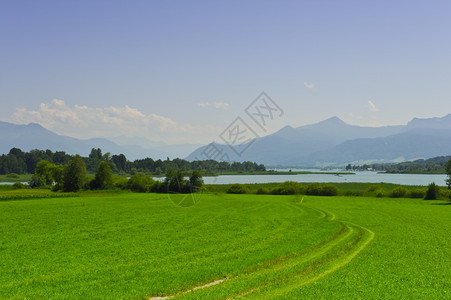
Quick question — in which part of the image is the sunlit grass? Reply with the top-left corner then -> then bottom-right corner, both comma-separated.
0,192 -> 449,299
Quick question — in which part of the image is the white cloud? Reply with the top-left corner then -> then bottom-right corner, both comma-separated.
303,82 -> 315,90
368,100 -> 380,112
7,99 -> 217,143
213,102 -> 229,110
198,101 -> 229,110
197,102 -> 210,107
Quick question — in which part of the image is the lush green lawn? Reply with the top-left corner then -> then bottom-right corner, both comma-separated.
0,192 -> 449,299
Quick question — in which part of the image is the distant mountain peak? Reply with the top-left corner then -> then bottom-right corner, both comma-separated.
320,116 -> 346,125
278,125 -> 294,131
27,122 -> 46,129
407,113 -> 451,130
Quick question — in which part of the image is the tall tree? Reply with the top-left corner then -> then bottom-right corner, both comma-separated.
33,160 -> 54,186
91,161 -> 113,189
424,182 -> 439,200
8,148 -> 24,158
189,170 -> 203,189
89,148 -> 102,160
164,169 -> 185,193
53,151 -> 71,165
51,164 -> 64,191
63,155 -> 87,192
112,154 -> 127,172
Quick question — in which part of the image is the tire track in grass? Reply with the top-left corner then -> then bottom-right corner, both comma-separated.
182,198 -> 373,299
151,197 -> 375,299
175,200 -> 353,299
237,199 -> 375,299
227,222 -> 358,299
251,223 -> 375,299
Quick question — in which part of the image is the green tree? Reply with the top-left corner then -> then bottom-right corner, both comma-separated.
188,170 -> 203,190
89,148 -> 102,160
51,164 -> 64,191
29,160 -> 64,189
126,173 -> 155,192
112,154 -> 128,172
63,155 -> 87,192
34,160 -> 53,185
164,169 -> 185,193
102,152 -> 111,162
0,154 -> 27,174
91,161 -> 113,189
53,151 -> 71,165
446,159 -> 451,189
424,182 -> 439,200
86,148 -> 103,172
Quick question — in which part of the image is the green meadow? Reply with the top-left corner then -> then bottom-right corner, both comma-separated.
0,190 -> 449,299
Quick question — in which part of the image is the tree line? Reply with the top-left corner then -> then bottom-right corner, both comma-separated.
347,155 -> 451,174
0,147 -> 266,175
30,154 -> 204,193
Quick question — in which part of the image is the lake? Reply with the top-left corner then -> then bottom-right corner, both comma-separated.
1,172 -> 447,187
202,171 -> 448,186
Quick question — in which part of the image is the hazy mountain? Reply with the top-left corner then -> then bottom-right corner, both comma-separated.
3,113 -> 450,166
304,128 -> 451,166
0,121 -> 126,157
186,114 -> 451,167
0,121 -> 199,160
187,116 -> 405,165
406,114 -> 451,130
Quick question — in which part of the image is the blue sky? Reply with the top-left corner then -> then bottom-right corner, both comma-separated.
1,0 -> 450,144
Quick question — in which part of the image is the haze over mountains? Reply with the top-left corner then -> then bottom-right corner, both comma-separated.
1,114 -> 450,167
186,114 -> 451,167
0,121 -> 200,161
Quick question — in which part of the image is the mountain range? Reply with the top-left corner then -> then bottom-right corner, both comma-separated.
186,114 -> 451,167
0,121 -> 200,161
2,114 -> 451,167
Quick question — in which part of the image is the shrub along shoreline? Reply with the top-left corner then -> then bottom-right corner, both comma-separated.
1,181 -> 450,201
210,181 -> 451,200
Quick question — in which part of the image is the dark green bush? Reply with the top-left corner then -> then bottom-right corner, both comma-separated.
367,185 -> 380,192
344,190 -> 362,196
256,187 -> 269,195
114,176 -> 129,190
424,182 -> 439,200
390,186 -> 408,198
6,173 -> 20,179
271,181 -> 300,195
150,181 -> 165,193
438,189 -> 451,199
305,183 -> 338,196
126,174 -> 155,193
12,182 -> 27,189
226,183 -> 247,194
409,189 -> 425,199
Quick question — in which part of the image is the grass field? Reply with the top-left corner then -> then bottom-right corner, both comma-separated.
0,191 -> 449,299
